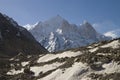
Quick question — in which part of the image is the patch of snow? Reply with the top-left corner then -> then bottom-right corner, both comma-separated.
9,57 -> 20,61
87,46 -> 93,49
14,59 -> 20,61
27,55 -> 31,58
23,22 -> 38,30
38,69 -> 63,80
38,62 -> 88,80
96,53 -> 111,56
81,77 -> 92,80
100,61 -> 120,74
30,62 -> 64,76
7,68 -> 24,75
93,43 -> 101,47
56,29 -> 63,34
10,64 -> 14,67
21,61 -> 29,67
37,51 -> 82,63
9,58 -> 14,61
101,40 -> 120,49
89,47 -> 98,52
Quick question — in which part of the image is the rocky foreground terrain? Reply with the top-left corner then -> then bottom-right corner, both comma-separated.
0,12 -> 48,79
0,38 -> 120,80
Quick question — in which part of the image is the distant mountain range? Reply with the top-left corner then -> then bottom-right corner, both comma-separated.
24,15 -> 110,52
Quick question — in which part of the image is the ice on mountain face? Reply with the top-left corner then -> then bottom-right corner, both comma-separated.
23,22 -> 39,30
56,29 -> 63,34
47,32 -> 57,51
25,16 -> 108,52
24,24 -> 33,30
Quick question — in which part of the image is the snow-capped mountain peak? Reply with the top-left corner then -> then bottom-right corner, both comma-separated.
44,15 -> 65,28
25,16 -> 109,52
79,21 -> 99,40
23,22 -> 40,30
83,20 -> 89,24
81,20 -> 96,31
48,15 -> 65,22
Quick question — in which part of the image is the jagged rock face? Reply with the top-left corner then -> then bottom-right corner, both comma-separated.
25,16 -> 109,52
79,21 -> 98,40
1,38 -> 120,80
0,13 -> 48,57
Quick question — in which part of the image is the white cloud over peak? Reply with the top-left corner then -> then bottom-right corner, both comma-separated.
104,29 -> 120,39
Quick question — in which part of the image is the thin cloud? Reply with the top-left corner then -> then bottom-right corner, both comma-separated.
92,21 -> 119,34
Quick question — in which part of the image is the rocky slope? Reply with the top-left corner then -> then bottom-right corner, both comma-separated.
0,13 -> 48,57
24,15 -> 110,52
1,37 -> 120,80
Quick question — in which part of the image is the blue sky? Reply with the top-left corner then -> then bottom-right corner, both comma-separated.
0,0 -> 120,33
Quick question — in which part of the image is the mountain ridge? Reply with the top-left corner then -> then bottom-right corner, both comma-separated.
0,12 -> 48,56
24,15 -> 110,52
